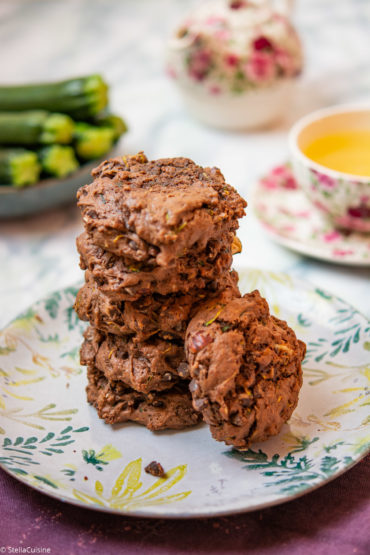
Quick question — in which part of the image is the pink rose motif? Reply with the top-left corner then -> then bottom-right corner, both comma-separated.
253,36 -> 273,52
333,248 -> 354,256
281,175 -> 298,191
282,176 -> 298,190
244,51 -> 276,83
271,166 -> 289,176
347,205 -> 370,219
312,170 -> 337,189
188,49 -> 212,81
271,165 -> 298,189
260,177 -> 278,190
323,231 -> 341,242
336,213 -> 370,232
225,53 -> 239,67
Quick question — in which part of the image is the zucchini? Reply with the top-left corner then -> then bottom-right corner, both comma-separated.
0,148 -> 41,187
0,75 -> 108,119
39,145 -> 79,178
93,113 -> 128,141
74,122 -> 115,160
0,110 -> 74,145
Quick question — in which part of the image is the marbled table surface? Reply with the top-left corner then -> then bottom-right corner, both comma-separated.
0,1 -> 369,553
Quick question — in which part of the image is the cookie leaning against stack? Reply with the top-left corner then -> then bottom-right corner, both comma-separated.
185,290 -> 306,449
75,152 -> 246,431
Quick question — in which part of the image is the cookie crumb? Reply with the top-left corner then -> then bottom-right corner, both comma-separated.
144,461 -> 165,477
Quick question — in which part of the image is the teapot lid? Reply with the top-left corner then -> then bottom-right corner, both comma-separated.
191,1 -> 277,30
174,0 -> 300,55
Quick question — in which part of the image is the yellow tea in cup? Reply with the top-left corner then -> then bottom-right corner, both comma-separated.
303,130 -> 370,176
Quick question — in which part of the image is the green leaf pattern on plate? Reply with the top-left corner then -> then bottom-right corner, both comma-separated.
0,271 -> 368,516
225,443 -> 355,495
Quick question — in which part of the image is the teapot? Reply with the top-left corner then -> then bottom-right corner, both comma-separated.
167,0 -> 303,130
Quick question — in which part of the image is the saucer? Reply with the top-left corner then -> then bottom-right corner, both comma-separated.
251,164 -> 370,266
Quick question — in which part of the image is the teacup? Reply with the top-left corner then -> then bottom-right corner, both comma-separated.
289,105 -> 370,232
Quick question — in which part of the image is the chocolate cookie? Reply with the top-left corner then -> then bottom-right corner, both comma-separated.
86,365 -> 201,430
77,153 -> 246,266
81,326 -> 185,393
75,270 -> 240,341
185,290 -> 306,450
77,231 -> 233,301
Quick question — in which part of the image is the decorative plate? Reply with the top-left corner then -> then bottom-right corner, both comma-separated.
252,164 -> 370,266
0,144 -> 122,219
0,270 -> 369,518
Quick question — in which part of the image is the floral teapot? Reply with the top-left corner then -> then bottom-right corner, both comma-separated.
167,0 -> 303,130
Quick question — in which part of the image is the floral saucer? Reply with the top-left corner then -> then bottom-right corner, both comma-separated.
252,164 -> 370,265
0,270 -> 369,518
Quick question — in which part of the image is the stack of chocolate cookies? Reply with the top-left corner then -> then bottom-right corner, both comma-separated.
75,152 -> 246,431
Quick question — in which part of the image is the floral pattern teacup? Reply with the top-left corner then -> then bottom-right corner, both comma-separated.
289,105 -> 370,233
